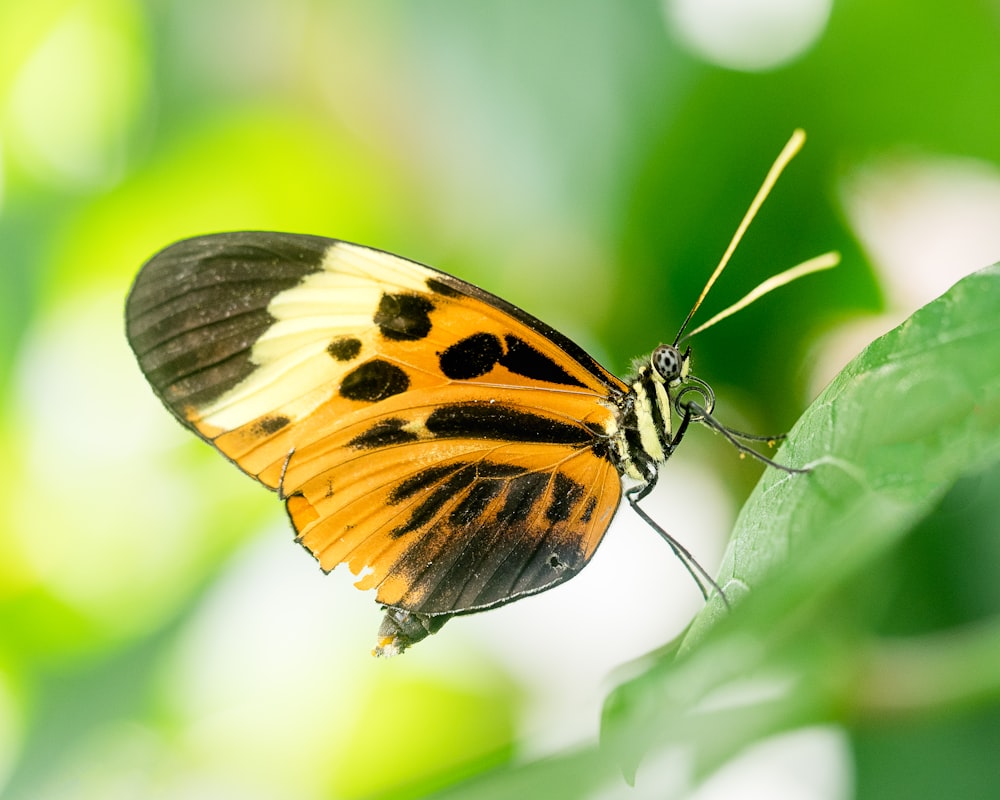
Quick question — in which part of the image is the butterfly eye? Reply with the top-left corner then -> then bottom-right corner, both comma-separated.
651,344 -> 683,381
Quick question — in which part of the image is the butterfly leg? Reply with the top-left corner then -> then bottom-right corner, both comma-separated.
373,607 -> 452,657
625,406 -> 730,607
683,399 -> 809,474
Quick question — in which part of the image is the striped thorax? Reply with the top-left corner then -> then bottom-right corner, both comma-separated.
612,344 -> 704,482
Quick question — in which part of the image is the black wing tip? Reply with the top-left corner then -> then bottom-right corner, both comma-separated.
124,231 -> 341,422
126,231 -> 335,307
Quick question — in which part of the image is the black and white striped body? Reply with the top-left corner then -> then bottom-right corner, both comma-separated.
610,344 -> 694,486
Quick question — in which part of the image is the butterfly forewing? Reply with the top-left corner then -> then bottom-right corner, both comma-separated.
126,232 -> 627,618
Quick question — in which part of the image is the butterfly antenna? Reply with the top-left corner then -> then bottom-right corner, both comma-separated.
673,129 -> 810,347
681,251 -> 839,342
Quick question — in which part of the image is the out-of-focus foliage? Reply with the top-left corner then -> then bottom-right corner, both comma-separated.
1,1 -> 998,798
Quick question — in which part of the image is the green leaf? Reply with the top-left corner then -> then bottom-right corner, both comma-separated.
600,262 -> 1000,784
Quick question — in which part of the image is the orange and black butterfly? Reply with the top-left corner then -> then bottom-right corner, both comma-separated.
125,132 -> 835,655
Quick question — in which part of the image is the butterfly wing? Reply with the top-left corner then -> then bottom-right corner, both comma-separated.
126,232 -> 627,617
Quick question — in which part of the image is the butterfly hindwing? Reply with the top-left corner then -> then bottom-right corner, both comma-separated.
126,232 -> 627,617
286,417 -> 622,614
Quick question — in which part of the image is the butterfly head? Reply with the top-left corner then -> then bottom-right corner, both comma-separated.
649,343 -> 715,419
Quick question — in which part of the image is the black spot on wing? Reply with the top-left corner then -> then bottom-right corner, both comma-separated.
253,415 -> 291,436
327,335 -> 362,361
425,402 -> 591,445
436,332 -> 589,388
388,460 -> 527,507
374,293 -> 434,341
477,462 -> 532,479
546,473 -> 584,523
422,270 -> 616,390
497,335 -> 587,388
438,333 -> 503,380
347,418 -> 419,449
339,360 -> 410,402
449,480 -> 506,526
498,471 -> 550,524
388,463 -> 461,505
590,438 -> 613,462
580,496 -> 598,523
391,465 -> 478,538
443,462 -> 532,527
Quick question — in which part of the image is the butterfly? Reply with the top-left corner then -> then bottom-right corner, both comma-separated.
125,131 -> 836,656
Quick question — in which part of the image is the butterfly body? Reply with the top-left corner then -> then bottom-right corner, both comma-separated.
126,232 -> 709,655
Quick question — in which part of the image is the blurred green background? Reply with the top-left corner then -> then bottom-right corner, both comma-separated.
2,1 -> 999,798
